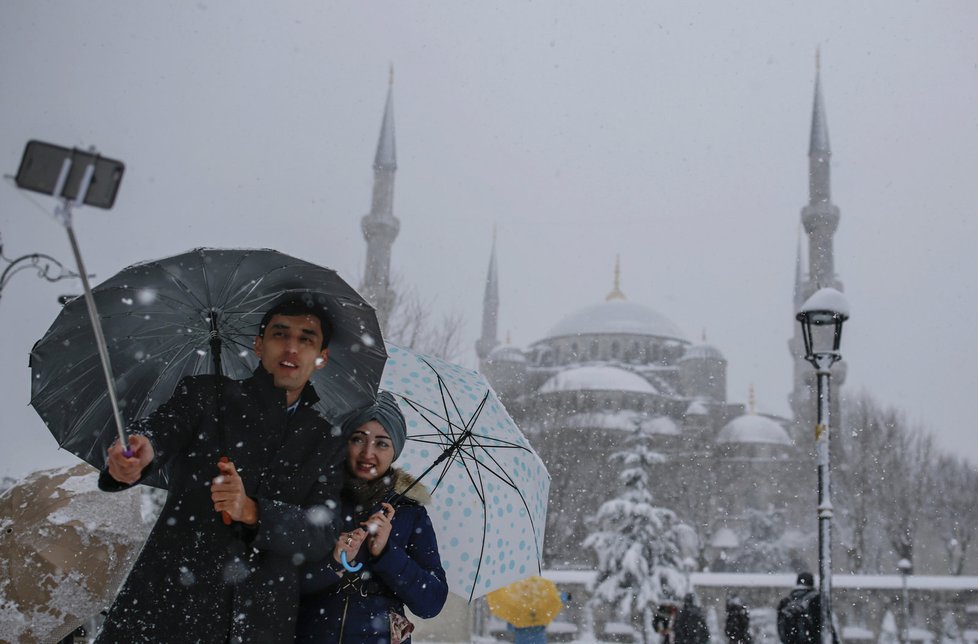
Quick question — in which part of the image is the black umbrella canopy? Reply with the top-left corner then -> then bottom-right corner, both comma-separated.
29,248 -> 386,484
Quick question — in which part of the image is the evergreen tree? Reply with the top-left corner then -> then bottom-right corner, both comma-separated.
585,426 -> 693,644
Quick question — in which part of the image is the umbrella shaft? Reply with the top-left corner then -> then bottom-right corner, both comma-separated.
64,216 -> 128,448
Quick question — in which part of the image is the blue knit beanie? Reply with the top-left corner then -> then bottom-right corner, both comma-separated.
343,391 -> 407,459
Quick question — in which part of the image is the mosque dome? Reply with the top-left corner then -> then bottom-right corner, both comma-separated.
716,414 -> 792,446
680,342 -> 725,362
546,299 -> 686,341
487,344 -> 526,363
539,365 -> 657,395
685,400 -> 710,417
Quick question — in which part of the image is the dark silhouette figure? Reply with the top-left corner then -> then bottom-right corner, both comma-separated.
724,595 -> 752,644
675,593 -> 711,644
777,572 -> 838,644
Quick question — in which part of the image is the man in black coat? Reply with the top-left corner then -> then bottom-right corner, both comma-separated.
96,299 -> 346,643
777,572 -> 838,644
675,593 -> 711,644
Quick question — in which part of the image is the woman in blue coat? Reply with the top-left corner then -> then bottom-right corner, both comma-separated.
296,392 -> 449,643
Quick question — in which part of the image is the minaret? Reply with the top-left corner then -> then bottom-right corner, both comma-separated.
475,230 -> 500,361
361,67 -> 400,331
606,255 -> 626,301
789,53 -> 846,432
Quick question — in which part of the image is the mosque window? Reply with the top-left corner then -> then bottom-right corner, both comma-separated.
590,340 -> 599,359
611,341 -> 620,358
626,341 -> 638,362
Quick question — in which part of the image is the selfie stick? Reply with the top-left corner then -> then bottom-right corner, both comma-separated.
52,155 -> 131,456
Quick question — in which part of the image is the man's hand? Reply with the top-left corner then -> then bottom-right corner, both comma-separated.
106,435 -> 154,485
211,460 -> 258,526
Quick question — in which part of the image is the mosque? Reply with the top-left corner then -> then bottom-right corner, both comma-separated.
356,66 -> 846,573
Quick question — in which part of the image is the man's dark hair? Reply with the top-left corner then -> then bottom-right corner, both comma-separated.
258,298 -> 332,349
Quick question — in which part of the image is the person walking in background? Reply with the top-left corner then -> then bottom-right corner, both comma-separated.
777,572 -> 837,644
675,593 -> 711,644
724,595 -> 752,644
296,391 -> 448,643
654,601 -> 679,644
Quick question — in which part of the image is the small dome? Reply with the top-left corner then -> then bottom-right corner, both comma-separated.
685,400 -> 710,417
546,299 -> 686,341
539,365 -> 656,395
717,414 -> 792,446
487,344 -> 526,363
679,343 -> 725,362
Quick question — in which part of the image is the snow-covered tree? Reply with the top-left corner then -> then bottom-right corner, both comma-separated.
728,508 -> 809,573
584,426 -> 692,644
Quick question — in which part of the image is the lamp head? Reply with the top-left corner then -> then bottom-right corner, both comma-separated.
796,287 -> 850,365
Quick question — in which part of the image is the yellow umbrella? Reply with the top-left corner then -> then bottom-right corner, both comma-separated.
487,576 -> 563,628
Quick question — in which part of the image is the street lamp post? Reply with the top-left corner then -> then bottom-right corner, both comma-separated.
796,287 -> 850,644
897,558 -> 912,644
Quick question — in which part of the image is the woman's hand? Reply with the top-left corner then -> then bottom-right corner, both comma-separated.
333,528 -> 367,572
362,502 -> 396,557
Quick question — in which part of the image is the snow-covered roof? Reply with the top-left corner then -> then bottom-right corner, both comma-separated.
561,411 -> 640,432
640,416 -> 679,435
842,626 -> 875,640
487,344 -> 526,363
557,410 -> 679,434
716,414 -> 792,446
539,365 -> 657,394
545,299 -> 686,341
680,343 -> 725,361
541,570 -> 978,591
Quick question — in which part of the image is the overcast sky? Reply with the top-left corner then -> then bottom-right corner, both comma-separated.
2,1 -> 977,481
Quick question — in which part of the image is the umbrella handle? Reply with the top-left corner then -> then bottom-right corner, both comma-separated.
340,551 -> 362,573
218,456 -> 232,526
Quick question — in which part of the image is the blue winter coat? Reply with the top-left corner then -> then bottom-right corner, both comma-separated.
296,469 -> 449,643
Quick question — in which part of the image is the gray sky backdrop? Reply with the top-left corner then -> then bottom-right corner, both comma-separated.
2,1 -> 977,481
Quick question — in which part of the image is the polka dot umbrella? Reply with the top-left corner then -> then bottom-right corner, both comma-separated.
381,344 -> 551,602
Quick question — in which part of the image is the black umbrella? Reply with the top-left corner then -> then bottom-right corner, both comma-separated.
29,247 -> 386,488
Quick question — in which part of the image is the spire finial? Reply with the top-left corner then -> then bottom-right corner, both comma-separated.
701,329 -> 707,343
605,255 -> 626,301
748,385 -> 756,414
816,47 -> 821,74
506,330 -> 511,345
389,63 -> 394,87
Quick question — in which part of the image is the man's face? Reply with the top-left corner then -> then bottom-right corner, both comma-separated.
254,313 -> 329,404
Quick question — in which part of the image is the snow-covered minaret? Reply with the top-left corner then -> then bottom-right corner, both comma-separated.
789,52 -> 846,432
475,231 -> 500,361
360,68 -> 400,331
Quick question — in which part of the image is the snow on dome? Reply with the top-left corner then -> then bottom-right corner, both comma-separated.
487,344 -> 526,363
539,365 -> 657,394
679,343 -> 725,361
546,299 -> 686,341
685,400 -> 709,416
717,414 -> 792,446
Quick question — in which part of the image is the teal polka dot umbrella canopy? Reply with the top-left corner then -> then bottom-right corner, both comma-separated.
381,344 -> 550,602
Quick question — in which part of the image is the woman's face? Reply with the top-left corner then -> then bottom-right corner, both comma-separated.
347,420 -> 395,481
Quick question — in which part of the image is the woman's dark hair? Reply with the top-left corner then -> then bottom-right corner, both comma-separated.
258,298 -> 332,349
